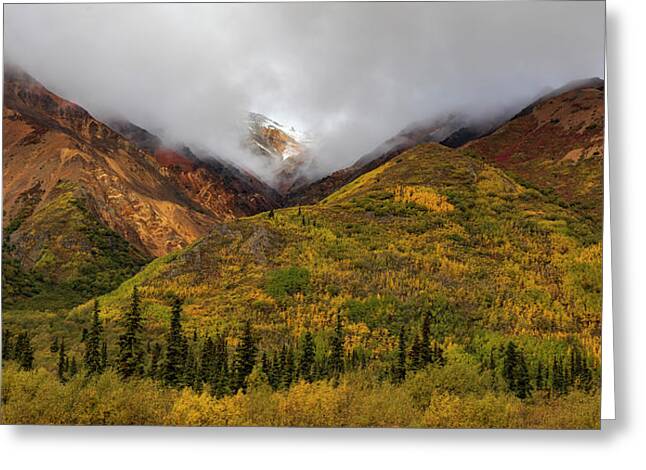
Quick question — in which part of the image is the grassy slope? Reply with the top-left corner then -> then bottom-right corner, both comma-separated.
464,87 -> 604,228
2,142 -> 602,427
2,182 -> 148,310
46,143 -> 601,363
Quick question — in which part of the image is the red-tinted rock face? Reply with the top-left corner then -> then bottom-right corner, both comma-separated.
3,67 -> 279,264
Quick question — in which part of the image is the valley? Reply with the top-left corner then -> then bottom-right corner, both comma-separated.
1,68 -> 603,428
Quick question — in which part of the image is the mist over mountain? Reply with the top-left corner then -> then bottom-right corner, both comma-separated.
4,2 -> 604,189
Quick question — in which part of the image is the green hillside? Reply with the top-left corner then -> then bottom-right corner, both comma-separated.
2,182 -> 148,310
2,143 -> 601,427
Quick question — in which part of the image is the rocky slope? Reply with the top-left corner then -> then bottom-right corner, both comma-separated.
284,113 -> 494,206
463,78 -> 604,227
245,112 -> 315,193
2,67 -> 277,306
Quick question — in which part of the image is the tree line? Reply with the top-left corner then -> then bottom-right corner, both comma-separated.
2,287 -> 595,401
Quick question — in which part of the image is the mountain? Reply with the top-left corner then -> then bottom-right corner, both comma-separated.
463,78 -> 604,227
89,141 -> 601,390
2,67 -> 277,307
285,113 -> 498,206
245,112 -> 315,193
106,118 -> 281,218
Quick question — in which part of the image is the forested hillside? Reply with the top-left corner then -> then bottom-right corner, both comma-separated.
2,143 -> 601,427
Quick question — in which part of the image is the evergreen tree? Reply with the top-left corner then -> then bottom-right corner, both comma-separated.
50,336 -> 60,353
329,315 -> 344,377
503,341 -> 518,392
514,351 -> 532,399
393,328 -> 407,383
2,330 -> 14,361
299,331 -> 316,382
419,313 -> 431,365
409,334 -> 422,371
15,332 -> 34,371
164,295 -> 186,387
233,320 -> 257,391
552,355 -> 564,396
282,346 -> 295,388
57,338 -> 67,383
117,287 -> 145,379
84,299 -> 104,375
536,360 -> 544,390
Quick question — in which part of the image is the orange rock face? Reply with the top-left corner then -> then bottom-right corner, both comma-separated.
3,67 -> 278,263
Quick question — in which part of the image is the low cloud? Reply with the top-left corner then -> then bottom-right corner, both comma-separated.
4,2 -> 605,183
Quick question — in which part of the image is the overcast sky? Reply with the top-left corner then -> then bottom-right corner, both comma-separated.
4,2 -> 605,180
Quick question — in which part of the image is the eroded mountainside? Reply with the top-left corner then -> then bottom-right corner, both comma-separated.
463,79 -> 604,227
2,67 -> 277,306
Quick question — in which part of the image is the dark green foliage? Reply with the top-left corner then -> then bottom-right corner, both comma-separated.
233,320 -> 257,391
536,360 -> 545,390
264,267 -> 310,299
50,336 -> 60,353
163,296 -> 186,388
57,338 -> 67,383
503,341 -> 518,392
117,287 -> 145,379
299,331 -> 315,382
13,332 -> 34,371
514,351 -> 532,399
552,355 -> 566,395
84,299 -> 104,375
502,341 -> 532,399
2,330 -> 14,361
329,315 -> 345,377
392,328 -> 407,383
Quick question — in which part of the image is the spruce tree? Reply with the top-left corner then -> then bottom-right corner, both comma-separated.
514,351 -> 532,399
57,338 -> 67,383
419,313 -> 431,365
2,330 -> 14,361
329,314 -> 344,377
282,346 -> 295,389
299,332 -> 316,382
393,328 -> 407,383
164,296 -> 186,387
536,360 -> 544,391
233,320 -> 257,391
408,335 -> 422,371
552,355 -> 564,396
15,332 -> 34,371
503,341 -> 518,392
117,286 -> 145,379
85,299 -> 104,375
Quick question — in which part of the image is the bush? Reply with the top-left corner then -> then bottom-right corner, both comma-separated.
264,267 -> 310,300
